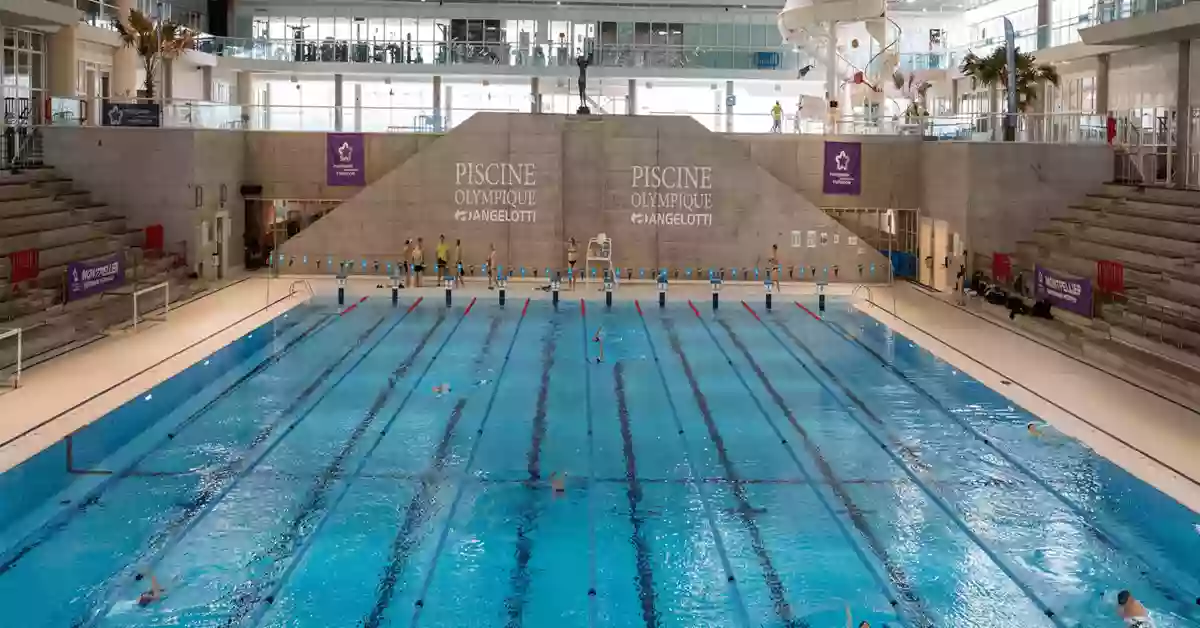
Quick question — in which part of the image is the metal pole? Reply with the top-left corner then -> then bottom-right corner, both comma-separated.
15,329 -> 21,388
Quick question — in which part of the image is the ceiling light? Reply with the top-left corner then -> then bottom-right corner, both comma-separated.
741,3 -> 747,7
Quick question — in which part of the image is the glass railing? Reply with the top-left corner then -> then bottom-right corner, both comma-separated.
43,99 -> 1108,144
192,37 -> 807,72
1090,0 -> 1186,23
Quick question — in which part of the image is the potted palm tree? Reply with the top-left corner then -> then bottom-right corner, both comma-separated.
112,9 -> 195,100
960,45 -> 1059,141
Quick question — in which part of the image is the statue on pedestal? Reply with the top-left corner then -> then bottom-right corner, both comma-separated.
576,50 -> 592,115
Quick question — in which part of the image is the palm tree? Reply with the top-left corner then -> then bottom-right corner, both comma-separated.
960,45 -> 1058,139
112,9 -> 195,99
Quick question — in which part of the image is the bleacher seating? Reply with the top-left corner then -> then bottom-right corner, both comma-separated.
1011,183 -> 1200,374
0,165 -> 203,376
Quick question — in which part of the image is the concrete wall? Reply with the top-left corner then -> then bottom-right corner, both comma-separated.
276,113 -> 890,279
245,131 -> 441,199
733,133 -> 924,209
920,141 -> 1112,266
43,127 -> 246,275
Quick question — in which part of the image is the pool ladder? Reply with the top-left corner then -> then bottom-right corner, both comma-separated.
289,280 -> 314,298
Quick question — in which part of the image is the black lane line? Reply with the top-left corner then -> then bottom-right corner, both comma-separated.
502,315 -> 560,628
613,363 -> 661,628
660,316 -> 798,627
0,311 -> 331,577
405,301 -> 532,628
761,312 -> 1067,626
824,313 -> 1200,611
71,311 -> 397,628
712,317 -> 933,627
218,311 -> 452,627
358,314 -> 507,628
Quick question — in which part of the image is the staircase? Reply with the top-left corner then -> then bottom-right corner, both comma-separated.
1010,182 -> 1200,396
0,165 -> 203,376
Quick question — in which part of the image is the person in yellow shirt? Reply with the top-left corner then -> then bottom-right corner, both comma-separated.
435,234 -> 449,278
771,101 -> 783,133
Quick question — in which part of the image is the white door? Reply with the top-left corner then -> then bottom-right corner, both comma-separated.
918,217 -> 933,287
932,219 -> 950,292
215,211 -> 229,280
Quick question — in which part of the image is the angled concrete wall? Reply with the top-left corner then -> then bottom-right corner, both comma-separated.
277,113 -> 890,280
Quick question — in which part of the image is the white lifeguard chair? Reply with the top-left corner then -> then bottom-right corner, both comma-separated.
585,233 -> 613,285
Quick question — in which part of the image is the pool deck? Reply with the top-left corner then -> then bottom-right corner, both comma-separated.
1,274 -> 1197,514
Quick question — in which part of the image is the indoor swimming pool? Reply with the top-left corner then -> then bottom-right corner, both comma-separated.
0,295 -> 1198,628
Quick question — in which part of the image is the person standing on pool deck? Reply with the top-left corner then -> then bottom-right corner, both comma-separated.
412,237 -> 426,288
454,238 -> 464,286
1117,590 -> 1156,627
567,237 -> 579,290
768,243 -> 781,292
403,239 -> 414,287
487,243 -> 498,290
436,235 -> 449,280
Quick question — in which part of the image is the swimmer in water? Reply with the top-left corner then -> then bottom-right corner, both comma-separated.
593,327 -> 605,363
137,573 -> 165,607
845,604 -> 870,628
432,383 -> 452,397
1027,421 -> 1044,437
1117,590 -> 1156,627
549,472 -> 567,494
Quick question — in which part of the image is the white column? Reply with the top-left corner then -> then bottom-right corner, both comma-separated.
530,77 -> 540,113
1095,53 -> 1110,114
112,0 -> 138,101
826,22 -> 839,133
713,87 -> 721,130
236,70 -> 253,129
161,59 -> 174,103
354,82 -> 362,131
85,68 -> 98,126
1175,40 -> 1190,189
432,75 -> 442,128
627,79 -> 636,115
333,73 -> 343,132
48,25 -> 77,99
725,80 -> 734,133
445,85 -> 454,129
263,81 -> 271,130
201,66 -> 213,101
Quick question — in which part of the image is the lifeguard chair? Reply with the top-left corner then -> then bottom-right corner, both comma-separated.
585,233 -> 613,284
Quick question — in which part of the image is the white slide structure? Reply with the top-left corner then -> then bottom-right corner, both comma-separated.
778,0 -> 901,121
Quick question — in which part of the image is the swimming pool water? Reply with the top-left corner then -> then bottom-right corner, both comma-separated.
1,295 -> 1198,628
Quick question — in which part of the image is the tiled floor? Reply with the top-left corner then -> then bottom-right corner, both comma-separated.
1,274 -> 1197,514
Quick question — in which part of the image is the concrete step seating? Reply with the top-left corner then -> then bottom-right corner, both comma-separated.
1012,182 -> 1200,383
0,163 -> 204,375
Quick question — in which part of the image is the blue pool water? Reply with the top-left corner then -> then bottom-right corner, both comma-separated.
1,295 -> 1198,628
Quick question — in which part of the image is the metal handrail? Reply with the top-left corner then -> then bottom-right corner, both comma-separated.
851,284 -> 875,302
1102,289 -> 1198,351
289,279 -> 314,298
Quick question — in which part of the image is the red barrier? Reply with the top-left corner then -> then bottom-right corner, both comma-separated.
1097,260 -> 1125,294
993,252 -> 1013,284
144,224 -> 164,252
9,249 -> 39,284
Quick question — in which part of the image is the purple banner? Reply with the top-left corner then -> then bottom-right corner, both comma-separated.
822,141 -> 861,195
1035,264 -> 1093,317
326,133 -> 365,186
67,253 -> 124,301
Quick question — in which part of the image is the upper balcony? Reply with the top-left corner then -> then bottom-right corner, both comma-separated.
198,36 -> 810,78
1081,0 -> 1200,45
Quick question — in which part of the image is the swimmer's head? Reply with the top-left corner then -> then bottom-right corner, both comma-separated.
1117,590 -> 1131,606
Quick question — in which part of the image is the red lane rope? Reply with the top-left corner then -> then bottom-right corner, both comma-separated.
463,297 -> 477,316
741,301 -> 761,321
796,301 -> 821,320
635,300 -> 643,316
521,298 -> 530,317
687,300 -> 700,318
580,299 -> 586,316
340,296 -> 369,316
406,297 -> 423,313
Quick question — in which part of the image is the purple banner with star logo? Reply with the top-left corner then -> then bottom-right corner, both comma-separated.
822,141 -> 861,195
326,133 -> 365,186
